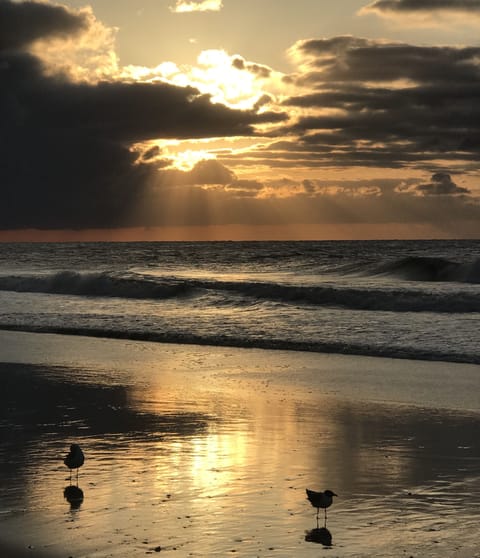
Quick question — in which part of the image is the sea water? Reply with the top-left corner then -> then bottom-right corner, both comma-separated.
0,239 -> 479,364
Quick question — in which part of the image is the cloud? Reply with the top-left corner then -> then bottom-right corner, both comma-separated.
164,159 -> 236,185
122,50 -> 281,112
362,0 -> 480,13
0,0 -> 283,230
170,0 -> 223,13
414,173 -> 472,195
134,171 -> 480,237
1,1 -> 478,236
0,0 -> 88,51
0,0 -> 117,81
273,36 -> 480,172
225,179 -> 264,198
232,56 -> 272,78
360,0 -> 480,24
288,36 -> 480,83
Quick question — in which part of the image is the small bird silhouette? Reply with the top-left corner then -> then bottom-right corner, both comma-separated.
306,489 -> 337,527
64,444 -> 84,484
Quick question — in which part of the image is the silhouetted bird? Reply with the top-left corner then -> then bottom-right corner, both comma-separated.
306,489 -> 337,527
64,444 -> 84,484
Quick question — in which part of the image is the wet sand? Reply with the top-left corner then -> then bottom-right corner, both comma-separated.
1,330 -> 479,557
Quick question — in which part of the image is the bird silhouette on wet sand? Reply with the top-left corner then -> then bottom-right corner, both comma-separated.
306,489 -> 337,527
64,444 -> 84,485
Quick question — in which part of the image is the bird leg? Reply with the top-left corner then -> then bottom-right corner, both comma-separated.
324,508 -> 327,528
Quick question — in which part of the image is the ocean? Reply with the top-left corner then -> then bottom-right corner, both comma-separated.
0,239 -> 479,364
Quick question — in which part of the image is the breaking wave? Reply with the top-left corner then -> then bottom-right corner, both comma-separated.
0,271 -> 192,300
0,269 -> 478,313
371,256 -> 480,284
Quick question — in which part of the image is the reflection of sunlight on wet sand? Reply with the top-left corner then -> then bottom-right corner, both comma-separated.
137,375 -> 333,507
190,431 -> 248,494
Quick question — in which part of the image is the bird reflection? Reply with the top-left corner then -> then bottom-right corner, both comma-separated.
305,526 -> 332,546
63,485 -> 84,510
64,443 -> 84,485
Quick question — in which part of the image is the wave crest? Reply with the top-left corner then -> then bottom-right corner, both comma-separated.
373,256 -> 480,283
0,271 -> 191,299
0,269 -> 478,313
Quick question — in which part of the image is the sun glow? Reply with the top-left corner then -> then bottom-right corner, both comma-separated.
122,49 -> 277,110
137,139 -> 217,171
138,137 -> 265,172
172,149 -> 216,171
194,49 -> 262,108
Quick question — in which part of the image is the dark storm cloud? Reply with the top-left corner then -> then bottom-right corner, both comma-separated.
15,77 -> 279,141
0,0 -> 88,51
0,0 -> 285,230
277,37 -> 480,171
362,0 -> 480,14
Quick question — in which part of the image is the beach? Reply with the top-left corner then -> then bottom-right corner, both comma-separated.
1,330 -> 479,557
2,0 -> 480,551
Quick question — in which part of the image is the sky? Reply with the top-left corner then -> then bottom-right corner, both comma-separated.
1,0 -> 480,241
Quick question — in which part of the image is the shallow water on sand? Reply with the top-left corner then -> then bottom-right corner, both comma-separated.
1,333 -> 480,557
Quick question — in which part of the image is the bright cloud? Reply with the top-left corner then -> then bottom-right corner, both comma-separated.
170,0 -> 223,13
30,5 -> 119,82
121,49 -> 285,113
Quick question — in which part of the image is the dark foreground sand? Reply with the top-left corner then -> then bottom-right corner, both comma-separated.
1,330 -> 479,557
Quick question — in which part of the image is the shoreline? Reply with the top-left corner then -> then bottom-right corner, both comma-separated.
0,324 -> 478,366
0,329 -> 479,413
